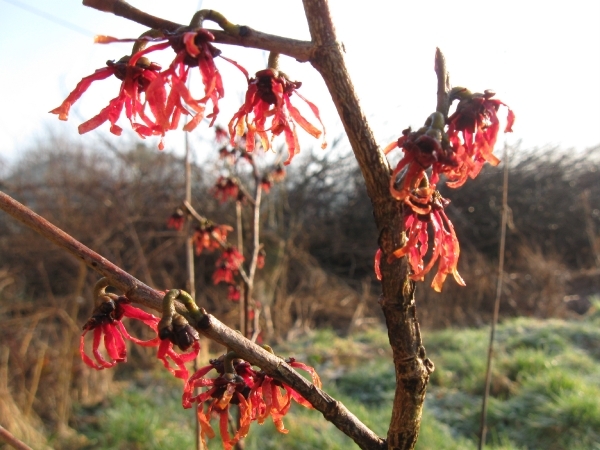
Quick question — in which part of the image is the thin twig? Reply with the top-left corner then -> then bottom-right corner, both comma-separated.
240,156 -> 264,339
478,143 -> 509,449
302,1 -> 430,448
435,48 -> 451,117
0,425 -> 33,450
581,189 -> 600,268
183,96 -> 201,450
0,190 -> 385,450
82,0 -> 313,62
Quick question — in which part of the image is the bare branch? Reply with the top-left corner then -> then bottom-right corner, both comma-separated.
82,0 -> 180,30
82,0 -> 313,62
302,2 -> 432,449
0,425 -> 33,450
0,190 -> 385,450
435,48 -> 451,117
301,0 -> 390,201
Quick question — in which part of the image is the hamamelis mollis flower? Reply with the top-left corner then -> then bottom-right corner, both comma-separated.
80,294 -> 160,369
227,285 -> 241,302
385,112 -> 457,209
167,208 -> 186,231
213,247 -> 244,285
80,283 -> 199,380
212,176 -> 240,203
50,56 -> 164,143
394,190 -> 465,292
386,91 -> 514,198
182,352 -> 320,449
229,68 -> 326,164
249,357 -> 321,433
444,88 -> 515,187
128,28 -> 248,133
182,357 -> 253,449
193,222 -> 232,255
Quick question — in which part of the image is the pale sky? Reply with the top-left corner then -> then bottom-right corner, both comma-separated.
1,0 -> 599,166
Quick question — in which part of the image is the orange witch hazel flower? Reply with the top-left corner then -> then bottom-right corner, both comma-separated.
381,84 -> 514,291
229,68 -> 327,164
182,351 -> 320,449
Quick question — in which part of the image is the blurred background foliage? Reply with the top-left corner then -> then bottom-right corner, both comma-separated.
0,134 -> 599,449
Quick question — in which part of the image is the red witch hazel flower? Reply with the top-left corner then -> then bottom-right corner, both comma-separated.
229,67 -> 326,164
374,188 -> 464,292
227,285 -> 241,302
213,247 -> 244,285
128,27 -> 248,133
260,176 -> 273,194
384,112 -> 457,206
166,208 -> 186,231
193,222 -> 232,255
80,292 -> 159,370
271,164 -> 286,182
381,83 -> 514,291
256,248 -> 266,269
444,88 -> 515,186
214,125 -> 229,143
182,350 -> 320,449
212,176 -> 239,203
50,54 -> 165,144
80,280 -> 200,381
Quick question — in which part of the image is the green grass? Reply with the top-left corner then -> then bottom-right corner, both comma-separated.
72,309 -> 600,449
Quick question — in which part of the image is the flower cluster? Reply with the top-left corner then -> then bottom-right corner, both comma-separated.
182,352 -> 321,449
229,68 -> 326,164
383,89 -> 514,291
193,222 -> 233,255
51,28 -> 247,149
386,190 -> 464,292
80,285 -> 199,380
213,247 -> 244,285
51,28 -> 326,159
166,208 -> 186,231
444,88 -> 515,186
212,176 -> 241,203
50,55 -> 164,143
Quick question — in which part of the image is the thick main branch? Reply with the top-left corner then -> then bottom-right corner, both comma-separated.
302,1 -> 433,449
0,191 -> 385,450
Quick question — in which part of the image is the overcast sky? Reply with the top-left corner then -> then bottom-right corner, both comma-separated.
1,0 -> 599,167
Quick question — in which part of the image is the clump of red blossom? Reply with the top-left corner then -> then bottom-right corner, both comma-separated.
50,55 -> 168,146
212,176 -> 240,203
166,208 -> 186,231
378,189 -> 465,292
229,68 -> 326,164
193,222 -> 232,255
212,247 -> 245,285
382,87 -> 514,291
80,284 -> 199,380
182,352 -> 321,449
51,27 -> 248,149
